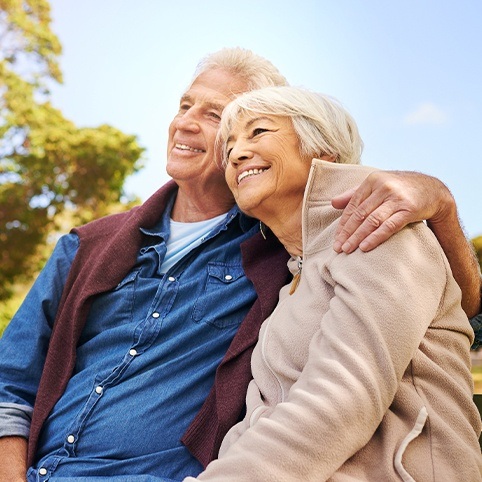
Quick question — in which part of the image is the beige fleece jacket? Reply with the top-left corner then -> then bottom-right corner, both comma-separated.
188,160 -> 482,481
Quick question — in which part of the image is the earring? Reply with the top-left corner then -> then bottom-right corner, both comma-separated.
260,221 -> 267,240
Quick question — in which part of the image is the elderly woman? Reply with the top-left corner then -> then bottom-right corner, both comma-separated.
185,86 -> 482,481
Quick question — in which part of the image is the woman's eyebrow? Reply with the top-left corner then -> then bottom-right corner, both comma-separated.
226,116 -> 274,144
245,116 -> 272,128
226,116 -> 272,144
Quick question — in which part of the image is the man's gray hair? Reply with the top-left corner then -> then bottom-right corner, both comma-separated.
191,47 -> 288,91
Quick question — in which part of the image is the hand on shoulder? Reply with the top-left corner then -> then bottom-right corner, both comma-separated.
332,170 -> 455,253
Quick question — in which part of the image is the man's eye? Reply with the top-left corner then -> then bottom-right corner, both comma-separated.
179,104 -> 191,112
208,112 -> 221,120
252,128 -> 268,136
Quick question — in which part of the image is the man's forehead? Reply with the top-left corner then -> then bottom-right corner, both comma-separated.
181,69 -> 248,108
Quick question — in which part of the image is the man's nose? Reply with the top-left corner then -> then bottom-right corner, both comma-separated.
175,109 -> 201,132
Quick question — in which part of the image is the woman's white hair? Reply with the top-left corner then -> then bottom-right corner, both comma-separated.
219,86 -> 363,166
190,47 -> 289,91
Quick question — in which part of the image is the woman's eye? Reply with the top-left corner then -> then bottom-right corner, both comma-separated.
252,127 -> 268,136
226,147 -> 233,159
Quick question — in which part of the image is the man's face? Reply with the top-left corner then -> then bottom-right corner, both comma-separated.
166,69 -> 248,190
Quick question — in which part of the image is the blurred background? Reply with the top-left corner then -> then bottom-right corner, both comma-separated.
1,0 -> 481,382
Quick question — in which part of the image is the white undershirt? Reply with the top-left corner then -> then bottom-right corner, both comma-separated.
160,212 -> 228,273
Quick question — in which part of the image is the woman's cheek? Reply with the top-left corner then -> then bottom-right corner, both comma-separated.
225,166 -> 237,192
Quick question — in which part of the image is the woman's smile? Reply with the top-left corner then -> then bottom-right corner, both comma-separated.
237,167 -> 270,184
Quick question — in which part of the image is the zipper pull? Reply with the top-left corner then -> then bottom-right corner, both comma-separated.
289,257 -> 303,295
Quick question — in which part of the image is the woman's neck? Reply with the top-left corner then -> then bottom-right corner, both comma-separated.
261,203 -> 303,257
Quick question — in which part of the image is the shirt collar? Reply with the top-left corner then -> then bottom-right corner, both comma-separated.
217,204 -> 257,234
139,197 -> 257,241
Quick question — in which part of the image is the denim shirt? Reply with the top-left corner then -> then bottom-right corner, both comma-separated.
0,202 -> 259,481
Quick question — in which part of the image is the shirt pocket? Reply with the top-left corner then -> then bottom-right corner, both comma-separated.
191,262 -> 249,329
79,268 -> 142,343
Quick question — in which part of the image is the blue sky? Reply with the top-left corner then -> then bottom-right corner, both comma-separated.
48,0 -> 482,238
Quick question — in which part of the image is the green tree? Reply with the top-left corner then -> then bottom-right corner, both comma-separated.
0,0 -> 144,302
473,236 -> 482,272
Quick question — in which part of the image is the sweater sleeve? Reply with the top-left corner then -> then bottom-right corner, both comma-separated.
185,224 -> 465,481
0,234 -> 78,437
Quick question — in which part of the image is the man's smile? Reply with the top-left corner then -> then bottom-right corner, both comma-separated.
175,143 -> 205,153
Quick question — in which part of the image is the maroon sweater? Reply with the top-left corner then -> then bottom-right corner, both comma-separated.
27,181 -> 290,468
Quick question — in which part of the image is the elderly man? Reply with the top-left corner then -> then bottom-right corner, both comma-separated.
1,48 -> 480,481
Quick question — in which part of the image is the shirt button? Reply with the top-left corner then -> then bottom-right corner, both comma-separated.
168,276 -> 175,282
129,349 -> 138,357
95,386 -> 103,394
39,467 -> 48,476
225,275 -> 233,281
152,312 -> 160,318
67,434 -> 75,444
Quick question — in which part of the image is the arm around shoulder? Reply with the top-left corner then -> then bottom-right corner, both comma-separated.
426,193 -> 482,318
332,170 -> 481,318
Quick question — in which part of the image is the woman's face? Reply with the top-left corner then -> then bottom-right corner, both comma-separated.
225,113 -> 312,219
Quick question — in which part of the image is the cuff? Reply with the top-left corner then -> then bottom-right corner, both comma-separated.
0,403 -> 32,438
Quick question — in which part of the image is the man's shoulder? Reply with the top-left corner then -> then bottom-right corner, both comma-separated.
73,180 -> 178,241
72,207 -> 139,240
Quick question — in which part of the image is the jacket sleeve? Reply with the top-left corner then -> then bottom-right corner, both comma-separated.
185,224 -> 466,481
0,234 -> 78,438
470,312 -> 482,349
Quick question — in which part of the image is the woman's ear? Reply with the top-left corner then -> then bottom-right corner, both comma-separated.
319,154 -> 337,163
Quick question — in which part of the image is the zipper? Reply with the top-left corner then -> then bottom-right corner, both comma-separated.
289,256 -> 303,295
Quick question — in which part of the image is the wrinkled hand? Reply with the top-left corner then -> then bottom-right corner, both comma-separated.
332,170 -> 454,253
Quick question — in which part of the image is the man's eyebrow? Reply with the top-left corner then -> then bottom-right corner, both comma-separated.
179,94 -> 224,113
180,94 -> 193,104
205,101 -> 225,112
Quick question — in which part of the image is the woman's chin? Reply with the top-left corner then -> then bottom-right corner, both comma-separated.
234,187 -> 273,219
234,197 -> 259,218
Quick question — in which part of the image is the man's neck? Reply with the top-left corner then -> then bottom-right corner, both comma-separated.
171,187 -> 235,222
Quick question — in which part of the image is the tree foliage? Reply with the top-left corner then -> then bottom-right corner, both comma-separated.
0,0 -> 144,302
473,236 -> 482,272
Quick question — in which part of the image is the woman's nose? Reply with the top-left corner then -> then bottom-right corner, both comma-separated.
229,140 -> 252,165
